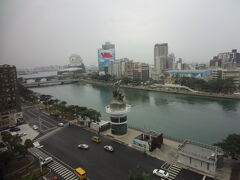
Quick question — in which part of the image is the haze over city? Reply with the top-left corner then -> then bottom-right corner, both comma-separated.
0,0 -> 240,68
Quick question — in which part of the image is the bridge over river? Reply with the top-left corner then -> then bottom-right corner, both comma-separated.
22,79 -> 80,88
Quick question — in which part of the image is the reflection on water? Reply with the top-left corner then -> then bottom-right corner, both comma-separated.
122,88 -> 150,104
31,82 -> 240,143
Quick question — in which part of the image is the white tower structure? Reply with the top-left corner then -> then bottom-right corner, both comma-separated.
105,81 -> 131,135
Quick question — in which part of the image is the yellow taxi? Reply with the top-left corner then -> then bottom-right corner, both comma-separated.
91,136 -> 101,143
74,168 -> 86,180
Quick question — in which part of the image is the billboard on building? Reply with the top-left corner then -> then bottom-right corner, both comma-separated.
98,49 -> 115,72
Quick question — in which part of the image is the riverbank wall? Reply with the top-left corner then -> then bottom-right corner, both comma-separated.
80,79 -> 240,100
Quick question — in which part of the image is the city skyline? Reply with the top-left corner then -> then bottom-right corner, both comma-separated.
0,0 -> 240,68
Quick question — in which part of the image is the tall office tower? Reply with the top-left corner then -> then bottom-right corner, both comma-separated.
154,43 -> 168,74
167,53 -> 175,70
0,64 -> 19,129
98,42 -> 116,73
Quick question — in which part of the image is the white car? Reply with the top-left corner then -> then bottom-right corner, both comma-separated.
19,132 -> 27,137
78,144 -> 89,149
153,169 -> 169,178
40,157 -> 53,166
58,123 -> 64,127
32,125 -> 38,130
104,145 -> 114,152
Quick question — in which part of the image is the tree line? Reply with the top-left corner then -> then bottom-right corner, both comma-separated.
171,75 -> 236,94
18,83 -> 101,122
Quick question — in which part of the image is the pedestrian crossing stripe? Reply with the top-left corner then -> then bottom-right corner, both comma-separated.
170,166 -> 181,170
58,168 -> 69,174
170,168 -> 181,173
28,147 -> 79,180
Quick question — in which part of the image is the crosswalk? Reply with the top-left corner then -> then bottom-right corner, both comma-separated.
160,162 -> 182,180
167,165 -> 182,180
28,147 -> 79,180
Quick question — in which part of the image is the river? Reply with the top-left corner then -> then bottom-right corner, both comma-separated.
29,81 -> 240,144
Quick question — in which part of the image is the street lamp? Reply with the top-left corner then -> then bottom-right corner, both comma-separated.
38,156 -> 43,172
38,116 -> 42,131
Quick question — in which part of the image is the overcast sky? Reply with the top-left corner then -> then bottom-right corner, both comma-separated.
0,0 -> 239,68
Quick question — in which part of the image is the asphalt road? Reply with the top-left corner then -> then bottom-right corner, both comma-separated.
41,125 -> 210,180
23,105 -> 65,133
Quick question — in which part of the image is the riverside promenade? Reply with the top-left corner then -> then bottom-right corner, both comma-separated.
81,79 -> 240,100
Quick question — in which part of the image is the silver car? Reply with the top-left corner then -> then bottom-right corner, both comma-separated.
153,169 -> 169,178
78,144 -> 89,149
104,145 -> 114,152
32,125 -> 38,130
40,157 -> 53,166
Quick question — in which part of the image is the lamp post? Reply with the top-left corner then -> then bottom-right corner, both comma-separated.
38,116 -> 42,131
38,156 -> 43,172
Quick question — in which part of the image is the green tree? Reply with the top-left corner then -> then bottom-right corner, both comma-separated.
2,134 -> 22,151
24,139 -> 34,149
128,172 -> 150,180
14,144 -> 27,157
214,134 -> 240,157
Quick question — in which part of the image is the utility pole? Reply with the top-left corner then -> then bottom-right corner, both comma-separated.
39,156 -> 43,172
39,116 -> 42,131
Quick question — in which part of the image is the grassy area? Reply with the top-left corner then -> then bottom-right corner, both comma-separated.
20,168 -> 50,180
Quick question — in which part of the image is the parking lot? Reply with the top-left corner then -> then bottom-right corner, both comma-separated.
41,125 -> 207,180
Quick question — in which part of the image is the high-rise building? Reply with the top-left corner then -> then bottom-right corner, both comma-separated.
167,53 -> 175,70
0,64 -> 19,129
154,43 -> 169,75
123,59 -> 134,78
133,63 -> 150,81
210,49 -> 240,70
210,56 -> 222,69
98,42 -> 115,73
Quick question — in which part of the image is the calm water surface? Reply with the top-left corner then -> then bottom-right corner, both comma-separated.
30,82 -> 240,144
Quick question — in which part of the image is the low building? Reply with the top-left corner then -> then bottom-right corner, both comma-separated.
177,141 -> 223,175
167,70 -> 212,78
211,69 -> 240,88
132,131 -> 163,152
90,120 -> 110,132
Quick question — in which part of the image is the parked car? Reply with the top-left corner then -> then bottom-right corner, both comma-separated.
78,144 -> 89,149
33,125 -> 38,130
58,123 -> 64,127
9,127 -> 21,132
153,169 -> 169,178
19,132 -> 27,137
104,145 -> 114,152
40,157 -> 53,166
1,131 -> 11,136
91,136 -> 101,143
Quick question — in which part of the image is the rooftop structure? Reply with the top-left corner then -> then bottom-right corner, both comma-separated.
178,141 -> 223,175
132,130 -> 163,152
